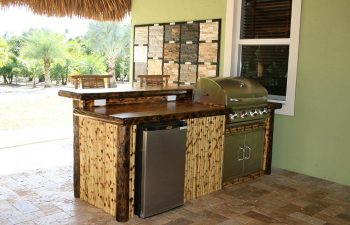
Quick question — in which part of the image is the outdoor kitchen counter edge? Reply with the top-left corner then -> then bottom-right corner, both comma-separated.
58,86 -> 193,100
73,101 -> 230,126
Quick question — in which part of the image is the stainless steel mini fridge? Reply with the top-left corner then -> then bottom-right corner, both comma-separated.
135,121 -> 187,218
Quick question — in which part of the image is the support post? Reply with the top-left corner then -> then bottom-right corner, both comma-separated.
264,103 -> 282,175
73,115 -> 80,198
72,100 -> 84,198
116,126 -> 130,222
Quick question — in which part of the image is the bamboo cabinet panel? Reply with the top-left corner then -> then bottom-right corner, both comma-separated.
76,116 -> 136,220
184,115 -> 225,201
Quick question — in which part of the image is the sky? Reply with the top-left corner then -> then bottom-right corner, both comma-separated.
0,6 -> 91,38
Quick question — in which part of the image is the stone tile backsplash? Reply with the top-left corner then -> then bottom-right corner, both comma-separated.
165,25 -> 180,42
180,64 -> 197,83
134,20 -> 220,82
180,44 -> 198,63
148,26 -> 164,58
163,63 -> 179,82
164,43 -> 180,62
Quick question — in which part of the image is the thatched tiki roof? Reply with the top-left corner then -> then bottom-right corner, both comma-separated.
0,0 -> 131,21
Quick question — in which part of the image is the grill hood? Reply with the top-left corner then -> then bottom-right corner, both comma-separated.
194,77 -> 268,109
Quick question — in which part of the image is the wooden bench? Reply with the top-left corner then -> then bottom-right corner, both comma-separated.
138,75 -> 170,87
69,75 -> 112,89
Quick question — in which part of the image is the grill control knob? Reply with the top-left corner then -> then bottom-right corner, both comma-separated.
250,110 -> 258,117
241,111 -> 248,118
229,113 -> 238,121
259,108 -> 268,115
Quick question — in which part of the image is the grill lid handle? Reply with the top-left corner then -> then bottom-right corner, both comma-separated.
229,98 -> 241,102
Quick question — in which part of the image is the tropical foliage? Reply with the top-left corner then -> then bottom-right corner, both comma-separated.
0,21 -> 130,87
21,29 -> 66,87
85,22 -> 130,81
0,37 -> 8,67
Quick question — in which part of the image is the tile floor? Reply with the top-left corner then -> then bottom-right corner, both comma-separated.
0,166 -> 349,225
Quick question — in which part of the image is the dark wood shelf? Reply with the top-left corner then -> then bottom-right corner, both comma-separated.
58,86 -> 193,100
74,101 -> 229,125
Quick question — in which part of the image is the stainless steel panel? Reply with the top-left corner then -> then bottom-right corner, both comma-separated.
223,125 -> 265,182
140,125 -> 187,218
243,127 -> 264,175
222,132 -> 245,181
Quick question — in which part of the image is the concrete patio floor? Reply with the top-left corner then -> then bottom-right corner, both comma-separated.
0,127 -> 72,175
0,134 -> 349,224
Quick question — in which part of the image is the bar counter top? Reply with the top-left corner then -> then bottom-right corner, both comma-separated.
58,86 -> 193,100
74,101 -> 229,125
60,86 -> 229,125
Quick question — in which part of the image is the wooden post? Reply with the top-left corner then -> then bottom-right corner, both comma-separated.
106,77 -> 111,88
72,100 -> 84,198
73,115 -> 80,198
116,126 -> 130,222
264,103 -> 282,175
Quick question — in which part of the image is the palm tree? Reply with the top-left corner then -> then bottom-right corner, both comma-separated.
85,22 -> 130,79
0,37 -> 8,67
21,29 -> 65,87
23,59 -> 43,88
77,54 -> 107,75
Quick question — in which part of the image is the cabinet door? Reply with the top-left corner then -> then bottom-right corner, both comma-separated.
222,132 -> 245,182
243,127 -> 265,176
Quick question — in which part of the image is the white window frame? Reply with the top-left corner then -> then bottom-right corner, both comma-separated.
224,0 -> 302,116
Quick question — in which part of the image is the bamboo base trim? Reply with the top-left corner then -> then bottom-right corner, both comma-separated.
184,115 -> 225,201
262,116 -> 271,172
128,125 -> 136,219
222,171 -> 263,187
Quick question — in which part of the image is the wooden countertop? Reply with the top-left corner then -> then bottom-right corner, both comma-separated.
58,86 -> 193,100
74,101 -> 229,125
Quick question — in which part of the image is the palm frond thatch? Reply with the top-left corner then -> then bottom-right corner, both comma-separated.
0,0 -> 131,21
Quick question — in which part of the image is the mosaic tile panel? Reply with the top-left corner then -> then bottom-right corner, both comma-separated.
180,44 -> 198,63
133,46 -> 148,63
198,64 -> 217,78
198,43 -> 218,63
134,63 -> 148,78
200,21 -> 219,41
165,25 -> 180,42
148,26 -> 164,58
147,59 -> 163,75
134,26 -> 148,45
163,63 -> 179,82
181,23 -> 199,43
180,64 -> 197,83
164,43 -> 180,62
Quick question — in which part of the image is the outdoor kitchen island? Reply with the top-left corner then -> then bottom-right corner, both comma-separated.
58,84 -> 281,222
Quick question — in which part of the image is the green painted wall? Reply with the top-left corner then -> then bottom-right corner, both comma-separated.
131,0 -> 350,186
130,0 -> 227,77
272,0 -> 350,186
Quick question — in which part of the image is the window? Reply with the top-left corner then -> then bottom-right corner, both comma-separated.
224,0 -> 301,115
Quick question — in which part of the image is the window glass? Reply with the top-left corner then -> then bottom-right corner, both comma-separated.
240,45 -> 289,98
241,0 -> 292,39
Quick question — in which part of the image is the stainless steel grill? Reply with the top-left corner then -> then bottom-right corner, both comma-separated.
194,77 -> 269,124
194,77 -> 269,183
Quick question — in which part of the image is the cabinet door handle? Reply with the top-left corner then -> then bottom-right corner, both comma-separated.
238,147 -> 245,161
244,145 -> 251,160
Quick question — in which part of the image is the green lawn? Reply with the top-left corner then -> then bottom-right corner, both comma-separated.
0,85 -> 72,130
